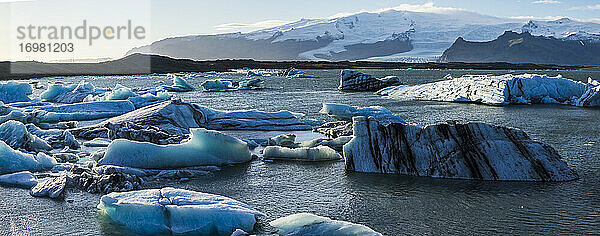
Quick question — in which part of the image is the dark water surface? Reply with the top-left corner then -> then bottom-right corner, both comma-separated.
1,69 -> 599,235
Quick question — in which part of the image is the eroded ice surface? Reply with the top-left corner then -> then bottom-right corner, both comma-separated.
99,128 -> 252,169
97,187 -> 263,235
0,141 -> 42,174
270,213 -> 382,236
377,74 -> 600,107
0,82 -> 32,104
27,100 -> 136,122
343,116 -> 579,181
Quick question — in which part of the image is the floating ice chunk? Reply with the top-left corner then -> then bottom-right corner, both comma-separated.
263,146 -> 341,161
71,100 -> 312,143
0,82 -> 32,103
344,116 -> 579,181
83,138 -> 112,147
163,75 -> 195,92
268,134 -> 297,148
35,152 -> 57,170
320,103 -> 406,124
99,128 -> 251,169
201,80 -> 237,92
270,213 -> 382,236
0,120 -> 51,152
338,70 -> 401,91
301,136 -> 353,151
0,140 -> 42,174
26,124 -> 80,149
0,171 -> 38,188
97,187 -> 263,235
127,91 -> 171,108
85,84 -> 137,102
377,74 -> 600,107
41,81 -> 99,103
230,229 -> 249,236
28,100 -> 136,122
237,78 -> 263,90
30,171 -> 67,198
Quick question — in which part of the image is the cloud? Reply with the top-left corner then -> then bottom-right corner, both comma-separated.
531,0 -> 560,4
569,4 -> 600,10
213,20 -> 294,33
328,2 -> 465,18
0,0 -> 32,2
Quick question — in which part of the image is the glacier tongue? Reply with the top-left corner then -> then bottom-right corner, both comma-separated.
377,74 -> 600,107
343,116 -> 578,181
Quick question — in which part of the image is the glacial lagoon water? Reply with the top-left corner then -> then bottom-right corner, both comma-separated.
1,69 -> 599,235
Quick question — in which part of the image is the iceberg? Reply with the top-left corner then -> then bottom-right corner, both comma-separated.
201,80 -> 237,92
338,70 -> 401,91
0,82 -> 32,103
83,137 -> 111,147
0,120 -> 51,152
301,136 -> 353,151
237,78 -> 263,90
99,128 -> 252,169
0,171 -> 38,188
315,121 -> 354,139
270,213 -> 382,236
41,81 -> 100,103
30,171 -> 67,198
26,124 -> 80,149
97,187 -> 263,235
320,103 -> 406,123
84,84 -> 137,102
27,100 -> 136,122
71,100 -> 312,144
377,74 -> 600,107
344,116 -> 579,181
162,75 -> 195,92
268,134 -> 298,148
0,140 -> 43,174
263,146 -> 341,161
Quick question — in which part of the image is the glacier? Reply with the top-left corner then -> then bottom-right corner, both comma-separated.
270,213 -> 382,236
377,74 -> 600,107
98,128 -> 252,169
97,187 -> 263,235
343,116 -> 578,181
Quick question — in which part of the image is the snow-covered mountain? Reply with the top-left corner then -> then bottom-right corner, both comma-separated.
127,9 -> 600,62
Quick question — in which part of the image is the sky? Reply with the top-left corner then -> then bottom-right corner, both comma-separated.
1,0 -> 600,61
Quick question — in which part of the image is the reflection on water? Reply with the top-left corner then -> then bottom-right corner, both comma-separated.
1,69 -> 599,235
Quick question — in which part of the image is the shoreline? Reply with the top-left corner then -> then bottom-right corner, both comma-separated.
2,53 -> 599,80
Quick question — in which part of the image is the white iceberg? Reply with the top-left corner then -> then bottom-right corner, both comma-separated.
201,80 -> 237,92
162,75 -> 195,92
237,78 -> 263,90
0,171 -> 38,188
99,128 -> 252,169
320,103 -> 406,123
263,146 -> 341,161
97,187 -> 263,235
0,140 -> 42,174
0,82 -> 32,104
377,74 -> 600,107
270,213 -> 382,236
